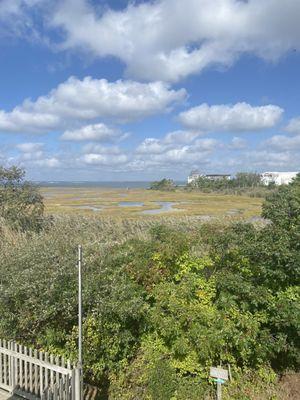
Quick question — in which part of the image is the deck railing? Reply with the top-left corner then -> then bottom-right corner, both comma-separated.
0,339 -> 81,400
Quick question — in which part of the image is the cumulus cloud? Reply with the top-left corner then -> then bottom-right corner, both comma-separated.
50,0 -> 300,82
133,146 -> 214,169
13,140 -> 61,168
0,0 -> 46,39
82,144 -> 123,154
135,128 -> 219,170
264,134 -> 300,151
246,150 -> 293,168
34,157 -> 61,168
179,102 -> 283,132
136,130 -> 202,155
61,123 -> 125,142
16,142 -> 44,152
82,153 -> 128,166
230,137 -> 247,150
77,128 -> 219,172
0,77 -> 186,134
285,117 -> 300,135
80,144 -> 128,166
164,130 -> 201,144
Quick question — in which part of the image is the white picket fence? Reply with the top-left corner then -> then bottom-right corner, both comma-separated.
0,340 -> 81,400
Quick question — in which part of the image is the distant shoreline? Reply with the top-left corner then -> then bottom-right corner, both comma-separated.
36,181 -> 186,189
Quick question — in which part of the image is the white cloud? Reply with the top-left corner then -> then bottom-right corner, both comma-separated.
0,0 -> 46,39
193,138 -> 219,152
34,157 -> 61,168
136,130 -> 202,155
164,130 -> 201,144
135,130 -> 219,169
11,140 -> 61,168
82,153 -> 128,166
16,142 -> 44,152
136,138 -> 167,155
135,146 -> 213,167
0,0 -> 43,16
80,144 -> 128,166
50,0 -> 300,82
285,117 -> 300,135
246,150 -> 293,168
77,128 -> 219,172
61,123 -> 124,142
264,134 -> 300,151
230,137 -> 247,150
82,144 -> 123,155
179,102 -> 283,132
0,77 -> 186,134
15,142 -> 46,162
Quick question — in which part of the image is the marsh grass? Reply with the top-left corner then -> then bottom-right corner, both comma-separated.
41,187 -> 263,219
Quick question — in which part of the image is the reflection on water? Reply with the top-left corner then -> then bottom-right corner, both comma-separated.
71,205 -> 103,212
60,201 -> 183,214
119,201 -> 145,207
141,202 -> 182,215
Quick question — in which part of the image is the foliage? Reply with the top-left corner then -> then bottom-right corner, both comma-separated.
186,172 -> 276,197
262,173 -> 300,229
149,178 -> 176,191
0,165 -> 44,231
0,174 -> 299,398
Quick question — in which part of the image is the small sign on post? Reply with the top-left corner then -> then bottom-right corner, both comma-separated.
210,367 -> 228,400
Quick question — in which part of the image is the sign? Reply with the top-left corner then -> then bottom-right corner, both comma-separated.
210,367 -> 228,382
213,378 -> 226,384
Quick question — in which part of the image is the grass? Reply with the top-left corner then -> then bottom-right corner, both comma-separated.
40,187 -> 263,219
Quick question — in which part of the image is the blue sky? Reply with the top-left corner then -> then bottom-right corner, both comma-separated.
0,0 -> 300,181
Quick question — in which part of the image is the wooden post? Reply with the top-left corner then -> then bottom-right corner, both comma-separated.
217,381 -> 222,400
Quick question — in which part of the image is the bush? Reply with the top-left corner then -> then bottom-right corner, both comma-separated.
0,165 -> 44,231
0,176 -> 299,398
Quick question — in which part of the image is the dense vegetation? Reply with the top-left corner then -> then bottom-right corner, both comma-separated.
0,168 -> 299,399
0,166 -> 44,231
186,172 -> 276,197
149,178 -> 176,191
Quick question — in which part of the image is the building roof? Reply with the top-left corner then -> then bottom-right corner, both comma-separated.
206,174 -> 231,177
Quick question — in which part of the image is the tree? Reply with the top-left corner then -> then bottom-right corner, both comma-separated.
188,172 -> 263,191
0,165 -> 44,231
149,178 -> 176,191
262,173 -> 300,229
235,172 -> 262,188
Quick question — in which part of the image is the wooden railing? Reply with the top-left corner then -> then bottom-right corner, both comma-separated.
0,339 -> 81,400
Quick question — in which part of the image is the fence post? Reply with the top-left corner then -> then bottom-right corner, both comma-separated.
9,341 -> 16,393
74,368 -> 81,400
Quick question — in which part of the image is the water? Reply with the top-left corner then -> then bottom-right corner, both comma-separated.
119,201 -> 145,207
141,201 -> 182,215
71,201 -> 182,213
71,205 -> 103,212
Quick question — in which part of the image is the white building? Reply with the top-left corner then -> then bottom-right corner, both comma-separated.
187,170 -> 204,184
260,171 -> 299,185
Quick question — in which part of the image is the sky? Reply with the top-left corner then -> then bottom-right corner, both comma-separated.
0,0 -> 300,181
